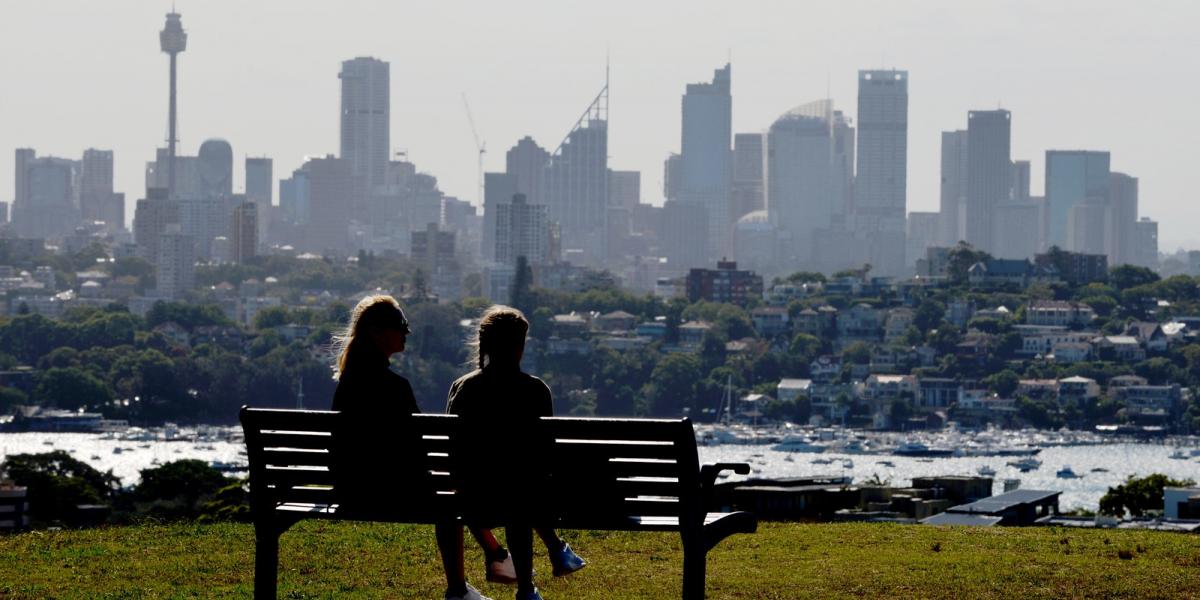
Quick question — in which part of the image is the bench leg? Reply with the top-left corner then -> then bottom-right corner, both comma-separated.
254,521 -> 281,600
682,540 -> 706,600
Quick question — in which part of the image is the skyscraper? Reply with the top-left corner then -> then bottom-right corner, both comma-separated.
767,100 -> 855,266
79,149 -> 116,227
246,157 -> 272,247
159,12 -> 187,199
11,149 -> 79,239
542,81 -> 609,264
495,193 -> 550,266
1107,172 -> 1139,266
732,133 -> 765,220
964,110 -> 1011,253
339,57 -> 390,198
302,156 -> 354,255
1044,150 -> 1110,248
680,63 -> 732,261
854,70 -> 909,275
230,202 -> 258,263
939,130 -> 969,245
1011,160 -> 1032,201
156,224 -> 195,300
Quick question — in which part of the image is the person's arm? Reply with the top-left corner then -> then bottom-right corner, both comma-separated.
398,377 -> 419,414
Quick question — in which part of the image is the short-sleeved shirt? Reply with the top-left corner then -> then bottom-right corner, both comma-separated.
446,365 -> 553,523
330,353 -> 421,514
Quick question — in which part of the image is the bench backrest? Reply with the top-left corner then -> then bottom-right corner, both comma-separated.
239,407 -> 703,525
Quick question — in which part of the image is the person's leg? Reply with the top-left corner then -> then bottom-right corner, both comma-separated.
471,526 -> 505,559
535,527 -> 561,552
506,523 -> 535,595
435,522 -> 467,595
473,526 -> 516,584
538,527 -> 586,577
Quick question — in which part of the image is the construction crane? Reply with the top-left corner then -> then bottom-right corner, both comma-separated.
461,93 -> 486,208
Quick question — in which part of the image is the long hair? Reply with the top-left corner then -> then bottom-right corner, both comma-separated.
468,305 -> 529,370
332,294 -> 407,379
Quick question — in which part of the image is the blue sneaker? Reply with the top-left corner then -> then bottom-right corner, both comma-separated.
515,587 -> 543,600
550,542 -> 586,577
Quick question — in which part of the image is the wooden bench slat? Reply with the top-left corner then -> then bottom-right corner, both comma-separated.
258,431 -> 334,451
260,449 -> 334,467
262,466 -> 336,487
544,417 -> 692,441
552,440 -> 684,461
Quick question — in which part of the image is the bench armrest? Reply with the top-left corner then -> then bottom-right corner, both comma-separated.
699,462 -> 750,499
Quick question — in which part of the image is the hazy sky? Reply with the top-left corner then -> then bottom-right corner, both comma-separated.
2,1 -> 1197,249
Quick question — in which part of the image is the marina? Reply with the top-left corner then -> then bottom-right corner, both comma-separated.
1,424 -> 1197,511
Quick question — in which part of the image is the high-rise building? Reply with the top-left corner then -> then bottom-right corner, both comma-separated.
964,110 -> 1011,253
156,224 -> 195,300
1011,160 -> 1032,201
993,200 -> 1042,259
686,260 -> 763,306
663,153 -> 683,202
482,172 -> 517,262
411,221 -> 462,301
609,170 -> 640,211
542,82 -> 609,264
939,130 -> 969,245
767,100 -> 855,266
1133,218 -> 1158,269
505,136 -> 549,204
79,149 -> 120,229
495,193 -> 550,266
340,57 -> 390,205
245,157 -> 272,250
133,188 -> 179,262
906,211 -> 941,267
230,202 -> 258,263
302,155 -> 354,255
732,133 -> 765,220
11,149 -> 79,239
1067,201 -> 1108,255
1107,172 -> 1139,266
1045,150 -> 1110,249
855,70 -> 908,276
680,63 -> 732,261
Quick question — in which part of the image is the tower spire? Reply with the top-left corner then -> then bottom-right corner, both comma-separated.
160,11 -> 187,199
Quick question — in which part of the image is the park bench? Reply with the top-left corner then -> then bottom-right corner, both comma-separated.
240,407 -> 757,599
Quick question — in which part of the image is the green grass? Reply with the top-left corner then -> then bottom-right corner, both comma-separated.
1,521 -> 1198,598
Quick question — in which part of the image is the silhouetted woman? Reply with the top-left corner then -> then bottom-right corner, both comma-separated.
331,295 -> 490,600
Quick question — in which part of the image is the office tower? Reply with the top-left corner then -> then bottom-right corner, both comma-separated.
964,110 -> 1011,253
542,81 -> 609,264
156,224 -> 195,300
767,100 -> 854,266
1011,160 -> 1031,201
340,57 -> 390,204
1107,172 -> 1138,265
663,153 -> 682,202
197,139 -> 233,199
245,157 -> 272,205
505,136 -> 549,204
732,133 -> 765,220
11,149 -> 79,239
659,200 -> 709,272
133,189 -> 179,262
79,149 -> 118,228
171,139 -> 234,260
0,202 -> 7,224
230,202 -> 258,263
411,222 -> 462,301
855,70 -> 908,275
1044,150 -> 1110,250
733,210 -> 775,276
680,63 -> 732,260
609,170 -> 640,211
302,155 -> 354,255
1133,218 -> 1158,269
160,12 -> 187,198
906,211 -> 941,267
482,172 -> 517,262
993,201 -> 1041,259
278,168 -> 310,226
495,193 -> 550,266
146,147 -> 200,199
939,130 -> 969,245
246,157 -> 272,248
1067,202 -> 1108,255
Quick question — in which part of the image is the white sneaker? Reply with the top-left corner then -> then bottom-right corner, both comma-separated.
446,582 -> 493,600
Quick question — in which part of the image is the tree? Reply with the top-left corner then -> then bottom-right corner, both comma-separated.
34,367 -> 111,410
510,255 -> 534,316
645,353 -> 702,417
947,242 -> 992,283
913,299 -> 946,333
252,306 -> 291,330
985,369 -> 1020,397
1099,473 -> 1195,517
1109,265 -> 1159,291
788,333 -> 822,364
130,459 -> 232,521
0,387 -> 28,413
1,451 -> 120,524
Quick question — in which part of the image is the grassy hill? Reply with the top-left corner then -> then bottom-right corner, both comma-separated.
1,521 -> 1197,598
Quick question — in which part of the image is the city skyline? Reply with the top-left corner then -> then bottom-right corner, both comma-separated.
1,1 -> 1197,249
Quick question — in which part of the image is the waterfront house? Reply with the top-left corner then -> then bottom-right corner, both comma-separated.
1025,300 -> 1096,327
751,306 -> 790,338
777,378 -> 813,403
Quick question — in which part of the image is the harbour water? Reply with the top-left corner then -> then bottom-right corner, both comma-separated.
2,429 -> 1198,511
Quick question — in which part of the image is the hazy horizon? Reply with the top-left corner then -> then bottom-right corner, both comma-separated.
2,0 -> 1197,250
